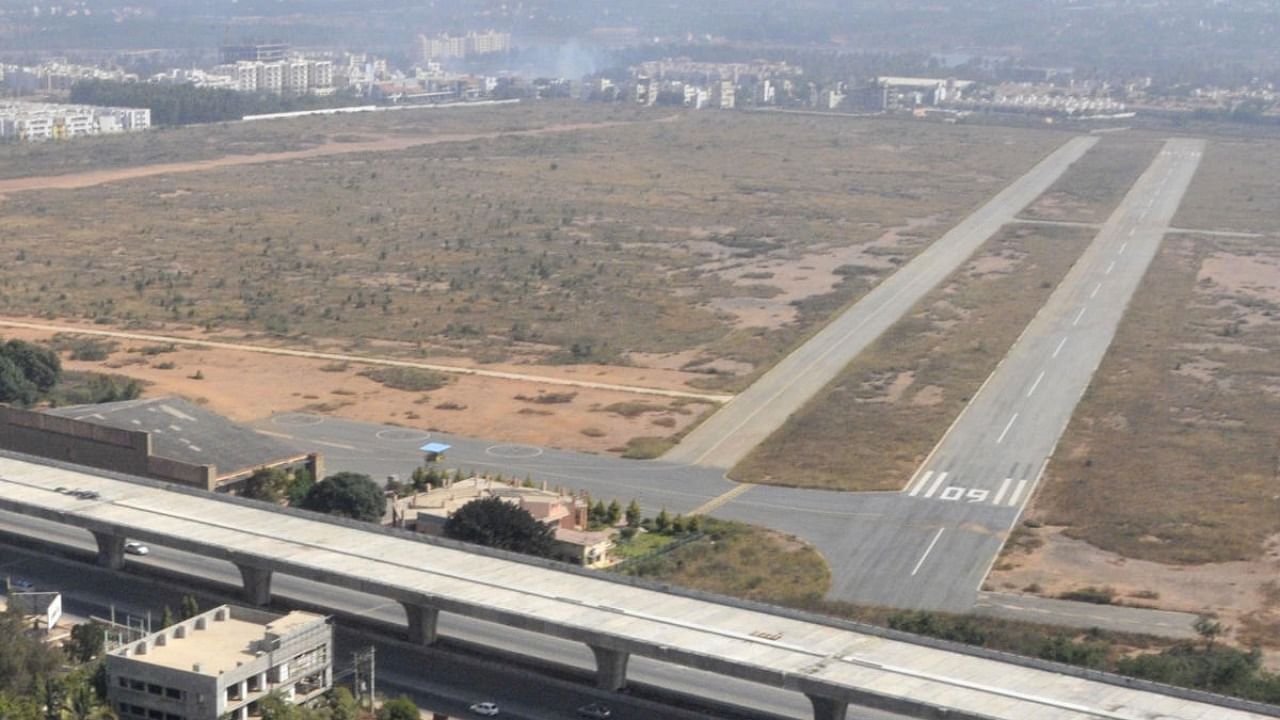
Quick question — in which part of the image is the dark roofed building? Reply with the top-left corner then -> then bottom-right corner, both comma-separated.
42,396 -> 320,492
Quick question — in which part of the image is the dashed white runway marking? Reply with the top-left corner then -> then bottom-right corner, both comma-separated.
1027,370 -> 1046,398
997,413 -> 1019,444
993,478 -> 1013,505
1073,307 -> 1087,326
1128,228 -> 1136,237
908,471 -> 933,497
1090,282 -> 1102,298
1105,260 -> 1116,275
923,471 -> 948,499
911,528 -> 946,576
1007,479 -> 1029,507
1119,242 -> 1128,255
1052,337 -> 1068,359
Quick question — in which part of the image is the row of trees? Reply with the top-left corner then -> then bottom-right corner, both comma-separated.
70,80 -> 365,126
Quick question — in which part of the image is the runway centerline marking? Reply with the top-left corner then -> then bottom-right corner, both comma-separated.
993,478 -> 1013,505
1073,307 -> 1087,326
1090,282 -> 1102,298
1052,337 -> 1068,359
997,413 -> 1019,444
908,471 -> 933,497
923,471 -> 948,499
911,528 -> 946,576
1027,371 -> 1046,398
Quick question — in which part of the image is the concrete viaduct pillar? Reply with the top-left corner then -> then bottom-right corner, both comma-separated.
92,531 -> 126,570
806,694 -> 848,720
588,645 -> 629,691
236,564 -> 273,606
402,603 -> 439,645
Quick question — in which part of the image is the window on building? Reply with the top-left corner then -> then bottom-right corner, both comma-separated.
130,680 -> 145,691
118,678 -> 129,688
164,688 -> 181,700
148,709 -> 163,720
147,684 -> 162,696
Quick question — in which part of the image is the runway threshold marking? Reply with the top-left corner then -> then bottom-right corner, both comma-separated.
908,471 -> 933,497
923,471 -> 948,499
996,413 -> 1019,444
993,478 -> 1013,505
911,528 -> 946,576
1007,479 -> 1029,507
689,483 -> 756,516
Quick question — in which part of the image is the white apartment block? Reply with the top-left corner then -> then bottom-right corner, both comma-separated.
0,102 -> 151,142
106,605 -> 332,720
306,61 -> 333,90
235,63 -> 259,92
418,30 -> 511,60
284,61 -> 309,93
256,63 -> 284,94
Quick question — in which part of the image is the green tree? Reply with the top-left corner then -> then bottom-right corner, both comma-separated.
591,500 -> 607,525
57,672 -> 114,720
301,472 -> 386,523
2,340 -> 61,394
326,687 -> 359,720
242,467 -> 290,504
0,605 -> 62,695
286,469 -> 314,506
444,496 -> 555,557
625,500 -> 642,528
671,515 -> 686,534
64,624 -> 104,664
179,595 -> 200,621
655,508 -> 671,533
687,515 -> 702,533
376,696 -> 419,720
0,355 -> 39,406
606,500 -> 622,526
160,607 -> 175,630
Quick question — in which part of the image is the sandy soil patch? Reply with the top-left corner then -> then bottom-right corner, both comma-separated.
1,322 -> 714,454
1199,252 -> 1280,304
705,216 -> 940,330
990,526 -> 1280,652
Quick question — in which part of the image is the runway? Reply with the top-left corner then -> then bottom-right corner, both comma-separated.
663,136 -> 1100,469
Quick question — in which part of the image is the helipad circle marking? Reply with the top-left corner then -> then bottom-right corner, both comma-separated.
376,429 -> 432,442
484,444 -> 544,459
272,414 -> 325,427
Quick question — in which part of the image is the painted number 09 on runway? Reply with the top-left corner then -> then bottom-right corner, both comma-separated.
939,486 -> 989,503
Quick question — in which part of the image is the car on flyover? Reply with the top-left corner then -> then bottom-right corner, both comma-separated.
468,702 -> 500,716
576,703 -> 611,719
125,542 -> 149,556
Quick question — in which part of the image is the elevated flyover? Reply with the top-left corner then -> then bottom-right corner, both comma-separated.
0,452 -> 1275,720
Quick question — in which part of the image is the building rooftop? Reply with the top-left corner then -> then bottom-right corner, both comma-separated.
111,606 -> 325,676
46,397 -> 307,481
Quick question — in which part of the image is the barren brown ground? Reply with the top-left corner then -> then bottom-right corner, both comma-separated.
1,321 -> 714,454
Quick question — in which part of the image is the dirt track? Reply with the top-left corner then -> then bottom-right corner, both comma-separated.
0,117 -> 669,196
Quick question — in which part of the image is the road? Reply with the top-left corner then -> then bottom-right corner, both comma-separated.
0,511 -> 906,720
858,138 -> 1205,610
663,135 -> 1099,469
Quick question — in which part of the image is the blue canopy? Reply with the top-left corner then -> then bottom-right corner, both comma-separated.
420,442 -> 452,454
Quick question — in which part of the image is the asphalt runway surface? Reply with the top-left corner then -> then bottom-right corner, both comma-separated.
663,135 -> 1099,469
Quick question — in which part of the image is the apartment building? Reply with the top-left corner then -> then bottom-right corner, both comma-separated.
418,30 -> 512,60
106,605 -> 332,720
0,102 -> 151,142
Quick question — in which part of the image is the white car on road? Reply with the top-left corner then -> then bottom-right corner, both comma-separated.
125,542 -> 149,555
469,702 -> 500,716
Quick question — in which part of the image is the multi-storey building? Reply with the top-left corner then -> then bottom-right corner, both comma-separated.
256,62 -> 284,94
0,102 -> 150,142
106,605 -> 332,720
283,61 -> 310,94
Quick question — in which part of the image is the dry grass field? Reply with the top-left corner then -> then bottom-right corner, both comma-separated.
1021,133 -> 1162,223
0,105 -> 1067,404
992,137 -> 1280,648
732,223 -> 1095,490
1027,230 -> 1280,564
